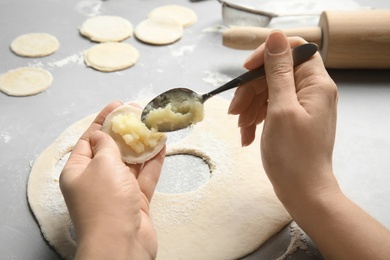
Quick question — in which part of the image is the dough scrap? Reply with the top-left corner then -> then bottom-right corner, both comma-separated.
148,5 -> 198,28
10,33 -> 59,57
80,15 -> 133,43
135,16 -> 183,45
102,104 -> 167,164
83,42 -> 139,72
27,97 -> 291,260
0,67 -> 53,96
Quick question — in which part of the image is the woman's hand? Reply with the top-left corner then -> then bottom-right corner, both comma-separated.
60,101 -> 165,260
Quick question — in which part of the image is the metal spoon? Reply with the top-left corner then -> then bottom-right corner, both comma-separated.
141,42 -> 318,132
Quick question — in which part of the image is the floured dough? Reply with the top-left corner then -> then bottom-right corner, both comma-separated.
80,15 -> 133,43
0,67 -> 53,96
10,33 -> 59,57
27,97 -> 291,260
135,16 -> 183,45
148,5 -> 198,28
83,42 -> 139,72
102,104 -> 167,164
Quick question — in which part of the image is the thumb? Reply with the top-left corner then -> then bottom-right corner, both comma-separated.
90,130 -> 121,159
264,31 -> 296,111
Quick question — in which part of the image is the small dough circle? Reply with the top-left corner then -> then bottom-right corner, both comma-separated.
135,16 -> 183,45
80,15 -> 133,42
0,67 -> 53,96
148,5 -> 198,28
83,42 -> 139,72
101,104 -> 167,164
10,33 -> 59,57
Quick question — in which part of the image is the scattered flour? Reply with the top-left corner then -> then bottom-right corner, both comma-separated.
0,130 -> 11,143
48,53 -> 84,67
202,24 -> 228,33
202,70 -> 232,87
169,45 -> 195,57
75,0 -> 103,17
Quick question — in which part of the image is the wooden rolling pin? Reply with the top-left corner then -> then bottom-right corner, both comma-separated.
223,10 -> 390,69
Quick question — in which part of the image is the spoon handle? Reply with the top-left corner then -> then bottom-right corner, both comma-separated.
202,42 -> 318,101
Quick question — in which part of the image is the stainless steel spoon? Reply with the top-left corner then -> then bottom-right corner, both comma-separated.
141,42 -> 318,132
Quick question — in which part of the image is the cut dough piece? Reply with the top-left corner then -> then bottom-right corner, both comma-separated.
80,15 -> 133,42
148,5 -> 198,28
135,16 -> 183,45
10,33 -> 59,57
0,67 -> 53,96
27,97 -> 291,260
102,104 -> 167,164
83,42 -> 139,72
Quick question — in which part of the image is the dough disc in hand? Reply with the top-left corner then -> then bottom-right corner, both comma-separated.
83,42 -> 139,72
79,15 -> 133,43
148,5 -> 198,28
101,104 -> 167,164
0,67 -> 53,96
10,33 -> 59,57
135,16 -> 183,45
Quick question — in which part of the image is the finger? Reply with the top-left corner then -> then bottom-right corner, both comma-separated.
241,123 -> 257,147
244,36 -> 308,71
264,31 -> 297,112
238,91 -> 268,127
137,146 -> 166,202
71,101 -> 123,159
228,77 -> 267,115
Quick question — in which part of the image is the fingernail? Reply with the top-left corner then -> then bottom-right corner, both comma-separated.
266,31 -> 288,54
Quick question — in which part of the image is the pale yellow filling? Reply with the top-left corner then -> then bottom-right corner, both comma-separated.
111,113 -> 164,154
145,98 -> 204,131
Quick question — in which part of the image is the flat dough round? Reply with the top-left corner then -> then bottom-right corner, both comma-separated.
10,33 -> 59,57
0,67 -> 53,96
80,15 -> 133,42
101,104 -> 167,164
27,97 -> 291,260
135,16 -> 183,45
148,5 -> 198,28
83,42 -> 139,72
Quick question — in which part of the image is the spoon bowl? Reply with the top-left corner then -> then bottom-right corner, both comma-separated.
142,42 -> 318,132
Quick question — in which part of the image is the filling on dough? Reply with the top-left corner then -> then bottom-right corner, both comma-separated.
144,97 -> 204,131
111,112 -> 164,154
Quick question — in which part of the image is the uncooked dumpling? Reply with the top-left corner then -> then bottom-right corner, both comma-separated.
135,16 -> 183,45
83,42 -> 139,72
0,67 -> 53,96
10,33 -> 59,57
101,104 -> 167,164
79,15 -> 133,42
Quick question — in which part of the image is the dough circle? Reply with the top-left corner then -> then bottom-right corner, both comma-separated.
148,5 -> 198,28
83,42 -> 139,72
135,16 -> 183,45
0,67 -> 53,96
27,97 -> 291,260
10,33 -> 59,57
80,15 -> 133,42
101,104 -> 167,164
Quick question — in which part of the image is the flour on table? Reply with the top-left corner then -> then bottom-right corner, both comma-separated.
202,70 -> 232,87
75,0 -> 102,17
28,97 -> 291,260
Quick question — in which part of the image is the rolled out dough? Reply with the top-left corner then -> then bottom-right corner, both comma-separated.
83,42 -> 139,72
148,5 -> 198,28
27,97 -> 291,260
135,16 -> 183,45
79,15 -> 133,43
0,67 -> 53,96
10,33 -> 59,57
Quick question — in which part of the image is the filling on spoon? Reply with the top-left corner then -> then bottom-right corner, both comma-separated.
144,93 -> 205,132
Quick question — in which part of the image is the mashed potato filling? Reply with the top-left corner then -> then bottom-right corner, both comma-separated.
111,113 -> 164,154
145,98 -> 204,131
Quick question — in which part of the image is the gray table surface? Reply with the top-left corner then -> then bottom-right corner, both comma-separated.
1,0 -> 389,259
